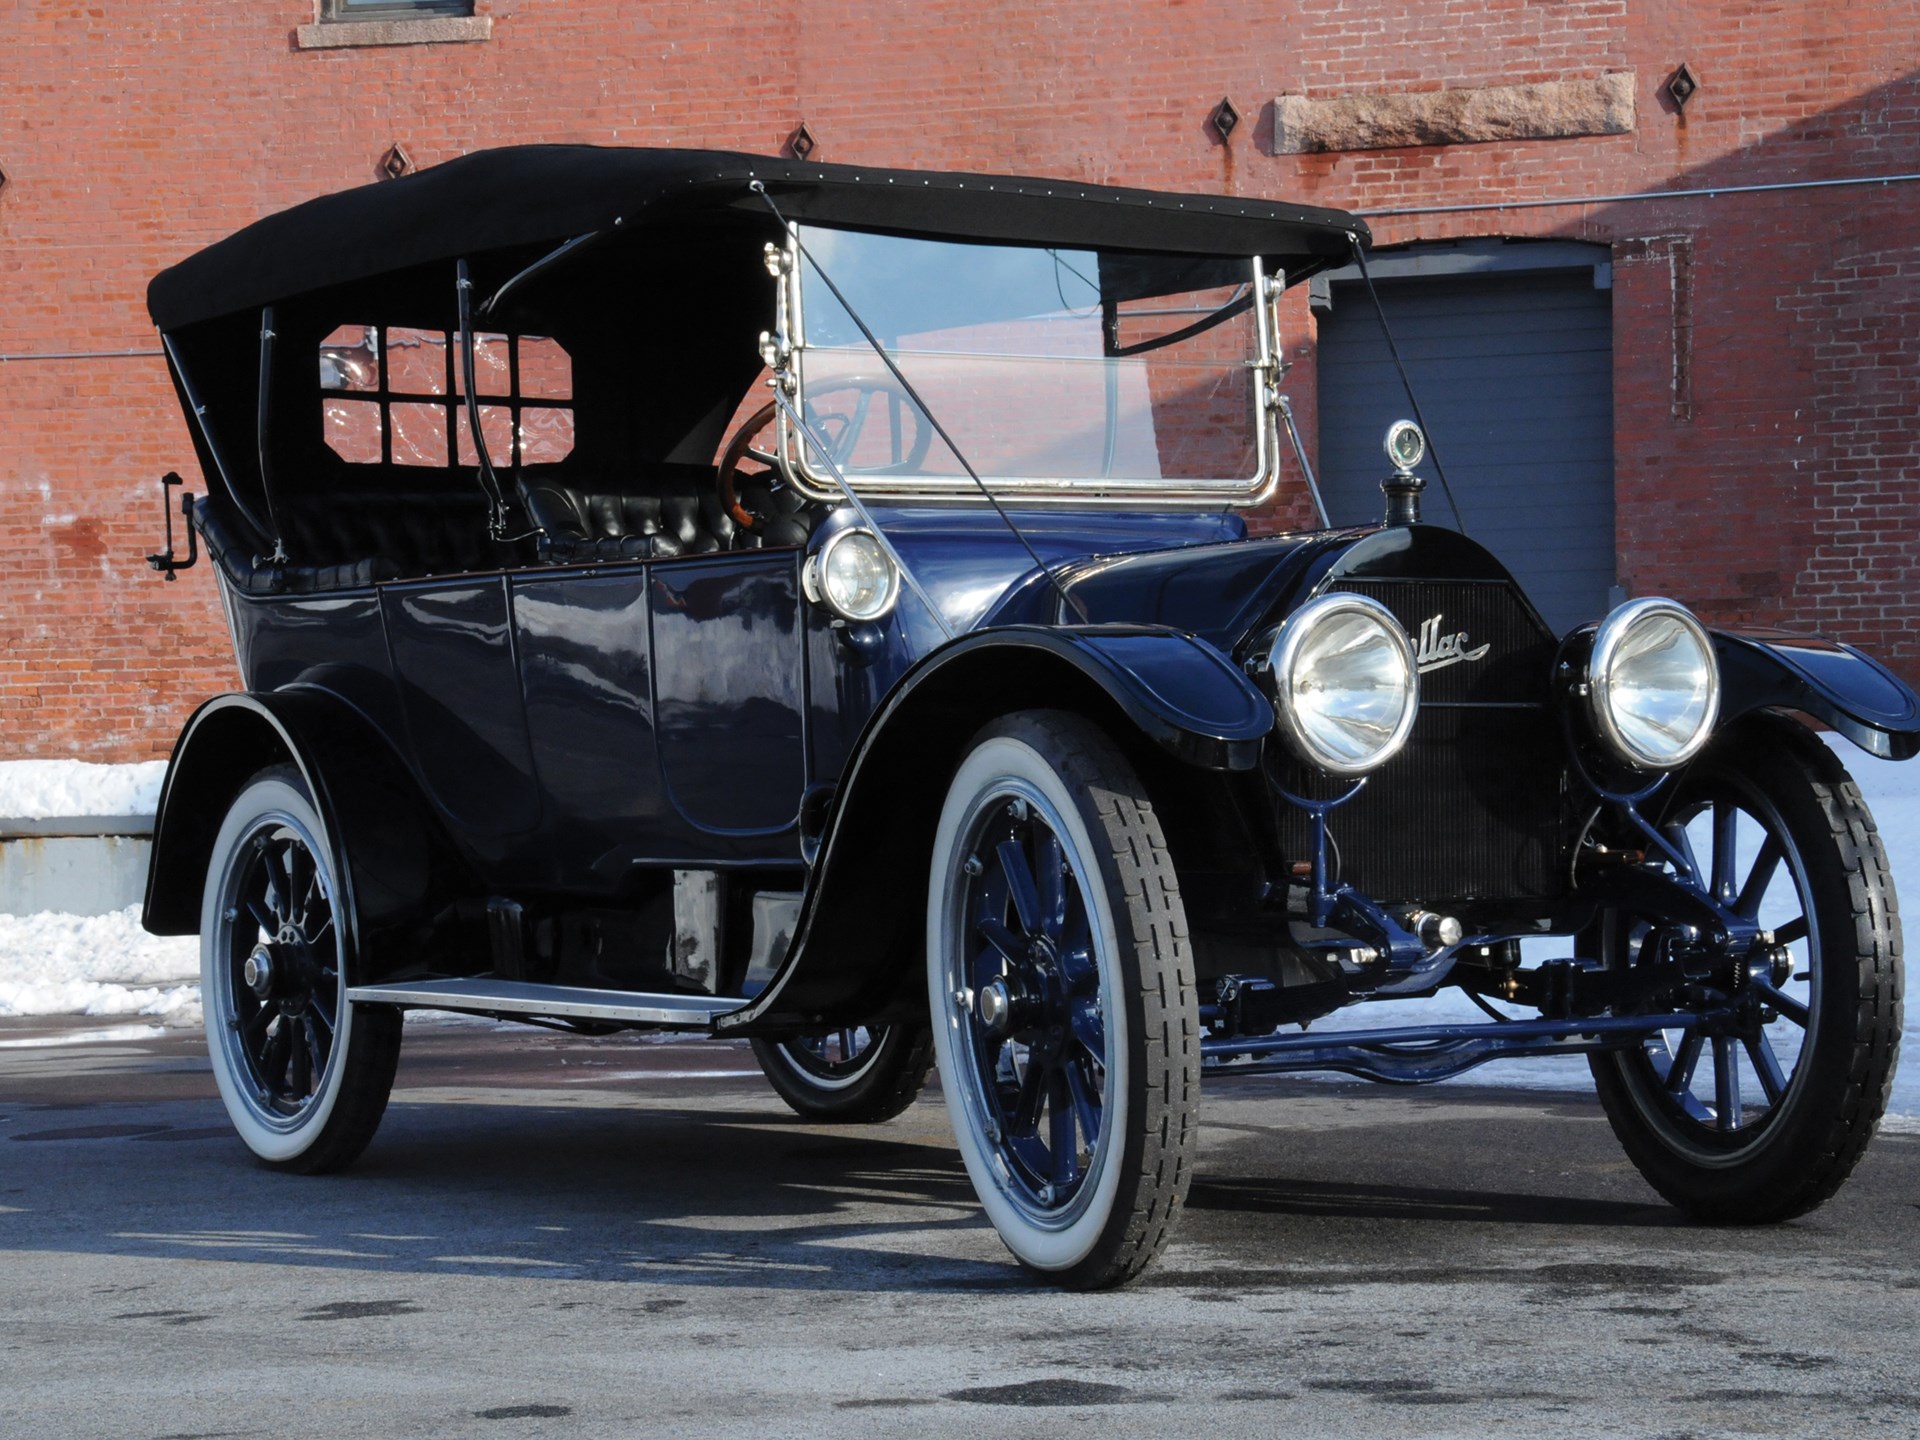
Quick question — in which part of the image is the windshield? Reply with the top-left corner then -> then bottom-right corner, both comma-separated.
787,227 -> 1272,502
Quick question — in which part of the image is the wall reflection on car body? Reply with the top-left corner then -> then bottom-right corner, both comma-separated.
512,570 -> 659,889
649,554 -> 807,848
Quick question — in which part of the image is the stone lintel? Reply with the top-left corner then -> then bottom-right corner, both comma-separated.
1272,72 -> 1635,155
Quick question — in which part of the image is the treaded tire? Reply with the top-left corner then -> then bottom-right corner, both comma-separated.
927,710 -> 1200,1290
1589,716 -> 1902,1222
751,1023 -> 935,1123
201,766 -> 401,1174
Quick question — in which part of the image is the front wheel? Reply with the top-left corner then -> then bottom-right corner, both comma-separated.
927,711 -> 1199,1290
1589,718 -> 1902,1221
201,767 -> 401,1173
750,1022 -> 934,1123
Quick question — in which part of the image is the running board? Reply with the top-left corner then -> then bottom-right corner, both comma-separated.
345,978 -> 734,1030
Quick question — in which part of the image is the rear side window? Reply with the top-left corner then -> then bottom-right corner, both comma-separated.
319,325 -> 575,468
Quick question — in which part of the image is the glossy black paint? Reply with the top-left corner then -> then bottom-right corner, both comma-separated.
1035,522 -> 1544,664
144,691 -> 471,979
511,569 -> 658,889
1551,622 -> 1920,766
651,552 -> 807,842
207,505 -> 1264,913
717,624 -> 1279,1037
170,500 -> 1920,1038
1714,629 -> 1920,761
383,578 -> 540,845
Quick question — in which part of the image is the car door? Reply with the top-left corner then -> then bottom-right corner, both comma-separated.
381,575 -> 541,851
649,550 -> 809,851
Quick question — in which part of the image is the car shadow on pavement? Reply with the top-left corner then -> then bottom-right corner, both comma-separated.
1,1094 -> 1037,1292
1184,1174 -> 1684,1228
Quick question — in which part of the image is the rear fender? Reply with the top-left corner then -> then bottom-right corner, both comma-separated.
143,691 -> 469,980
1714,630 -> 1920,761
715,626 -> 1271,1036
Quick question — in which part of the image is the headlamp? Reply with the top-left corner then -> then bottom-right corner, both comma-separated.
1256,594 -> 1419,775
804,527 -> 900,624
1587,597 -> 1719,769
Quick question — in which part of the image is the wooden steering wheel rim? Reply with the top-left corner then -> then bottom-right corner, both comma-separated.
716,400 -> 780,532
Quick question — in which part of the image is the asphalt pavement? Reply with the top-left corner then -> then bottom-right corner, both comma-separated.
3,1015 -> 1917,1439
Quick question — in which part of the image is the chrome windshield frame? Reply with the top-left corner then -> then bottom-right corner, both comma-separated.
769,231 -> 1286,509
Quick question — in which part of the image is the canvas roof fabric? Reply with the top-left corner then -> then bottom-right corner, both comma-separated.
147,145 -> 1369,332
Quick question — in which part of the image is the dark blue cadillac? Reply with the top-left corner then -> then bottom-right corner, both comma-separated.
141,147 -> 1917,1288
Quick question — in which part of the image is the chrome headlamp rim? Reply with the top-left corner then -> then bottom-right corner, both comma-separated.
1259,592 -> 1420,777
803,525 -> 901,623
1587,596 -> 1720,770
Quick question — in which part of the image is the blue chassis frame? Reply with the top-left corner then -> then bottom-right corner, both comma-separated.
1198,1010 -> 1709,1085
1203,733 -> 1760,1087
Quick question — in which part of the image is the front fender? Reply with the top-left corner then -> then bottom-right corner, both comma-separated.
715,625 -> 1272,1036
999,625 -> 1274,769
1714,629 -> 1920,761
143,691 -> 470,979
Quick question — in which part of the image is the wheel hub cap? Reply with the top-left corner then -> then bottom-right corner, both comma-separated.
976,980 -> 1013,1036
243,946 -> 275,999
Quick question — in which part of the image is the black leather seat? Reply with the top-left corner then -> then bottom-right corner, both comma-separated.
520,479 -> 733,563
192,468 -> 827,594
519,466 -> 823,565
194,492 -> 511,595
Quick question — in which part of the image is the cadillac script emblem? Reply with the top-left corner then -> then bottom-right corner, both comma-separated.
1414,614 -> 1490,674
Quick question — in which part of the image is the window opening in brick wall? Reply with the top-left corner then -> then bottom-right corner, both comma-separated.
321,1 -> 473,20
320,325 -> 575,470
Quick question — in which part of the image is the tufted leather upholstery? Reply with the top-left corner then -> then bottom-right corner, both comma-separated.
521,479 -> 732,562
192,468 -> 828,594
194,492 -> 510,596
520,467 -> 824,564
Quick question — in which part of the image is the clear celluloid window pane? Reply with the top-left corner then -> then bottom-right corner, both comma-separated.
323,397 -> 385,465
453,332 -> 512,398
516,335 -> 572,400
386,327 -> 448,396
518,407 -> 576,465
390,401 -> 449,466
319,325 -> 380,392
455,405 -> 515,467
793,228 -> 1259,484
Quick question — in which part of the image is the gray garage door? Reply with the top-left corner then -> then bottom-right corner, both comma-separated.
1315,262 -> 1615,635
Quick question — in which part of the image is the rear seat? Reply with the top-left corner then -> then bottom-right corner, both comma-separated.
192,468 -> 828,594
193,491 -> 511,595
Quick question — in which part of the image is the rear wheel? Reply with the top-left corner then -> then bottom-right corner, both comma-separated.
201,768 -> 401,1173
1590,719 -> 1901,1221
927,711 -> 1199,1289
750,1022 -> 934,1122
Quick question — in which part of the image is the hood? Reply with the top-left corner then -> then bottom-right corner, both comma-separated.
1039,524 -> 1545,660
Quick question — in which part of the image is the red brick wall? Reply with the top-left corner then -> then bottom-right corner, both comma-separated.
2,1 -> 1916,756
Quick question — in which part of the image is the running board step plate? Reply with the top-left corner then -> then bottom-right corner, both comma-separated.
345,978 -> 734,1029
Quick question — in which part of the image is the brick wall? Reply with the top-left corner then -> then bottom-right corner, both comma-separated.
1,1 -> 1915,756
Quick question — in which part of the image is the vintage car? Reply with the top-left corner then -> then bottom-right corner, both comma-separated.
140,146 -> 1916,1289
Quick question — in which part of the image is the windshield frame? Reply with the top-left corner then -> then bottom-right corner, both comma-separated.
769,229 -> 1285,508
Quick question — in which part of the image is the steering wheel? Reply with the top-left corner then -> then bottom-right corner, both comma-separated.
716,376 -> 935,531
716,400 -> 783,532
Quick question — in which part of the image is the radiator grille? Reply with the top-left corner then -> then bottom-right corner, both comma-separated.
1334,577 -> 1553,705
1271,577 -> 1565,906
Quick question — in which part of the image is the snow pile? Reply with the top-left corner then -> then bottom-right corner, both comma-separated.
0,907 -> 199,1023
0,759 -> 167,820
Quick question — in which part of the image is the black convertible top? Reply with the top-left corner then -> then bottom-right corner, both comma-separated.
148,145 -> 1367,332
